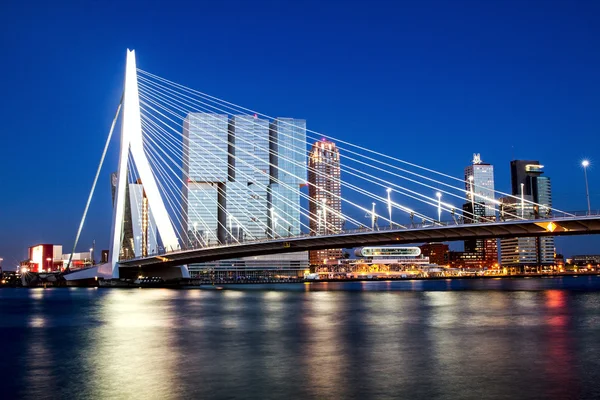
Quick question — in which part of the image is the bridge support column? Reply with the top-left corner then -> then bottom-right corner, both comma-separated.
180,265 -> 190,279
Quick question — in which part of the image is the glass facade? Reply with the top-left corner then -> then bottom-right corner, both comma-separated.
183,113 -> 309,272
463,155 -> 498,267
229,116 -> 270,186
182,112 -> 229,247
464,158 -> 496,218
129,183 -> 158,256
500,169 -> 555,267
183,113 -> 229,182
226,181 -> 269,241
186,182 -> 220,246
268,118 -> 306,238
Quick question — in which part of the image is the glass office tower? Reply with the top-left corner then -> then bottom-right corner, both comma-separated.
182,113 -> 229,246
268,118 -> 307,238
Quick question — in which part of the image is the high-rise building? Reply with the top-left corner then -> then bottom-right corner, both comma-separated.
111,173 -> 158,259
226,115 -> 270,241
462,154 -> 498,268
308,139 -> 343,265
182,113 -> 229,246
182,113 -> 308,277
268,118 -> 306,238
129,181 -> 158,256
500,161 -> 555,268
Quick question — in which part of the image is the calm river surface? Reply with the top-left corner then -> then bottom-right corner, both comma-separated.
2,276 -> 600,399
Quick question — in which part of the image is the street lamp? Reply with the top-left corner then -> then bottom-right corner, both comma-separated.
582,160 -> 591,215
321,198 -> 327,234
386,188 -> 393,228
468,176 -> 475,222
89,248 -> 94,265
520,183 -> 525,218
436,192 -> 442,223
371,202 -> 376,231
46,257 -> 51,272
193,222 -> 198,247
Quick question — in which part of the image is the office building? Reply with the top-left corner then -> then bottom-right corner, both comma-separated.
419,243 -> 449,266
500,161 -> 555,268
268,118 -> 306,238
308,139 -> 343,265
129,181 -> 158,256
463,154 -> 498,268
182,113 -> 229,246
464,153 -> 496,219
182,113 -> 308,277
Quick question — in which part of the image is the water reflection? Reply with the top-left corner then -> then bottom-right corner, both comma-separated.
2,282 -> 600,399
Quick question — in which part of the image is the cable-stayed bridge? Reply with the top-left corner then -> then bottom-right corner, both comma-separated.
66,50 -> 600,281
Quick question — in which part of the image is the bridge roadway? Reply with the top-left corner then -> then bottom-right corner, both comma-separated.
119,215 -> 600,269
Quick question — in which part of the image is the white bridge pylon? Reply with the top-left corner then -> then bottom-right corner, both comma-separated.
109,49 -> 184,278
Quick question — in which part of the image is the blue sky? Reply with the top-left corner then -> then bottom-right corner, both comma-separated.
0,0 -> 599,268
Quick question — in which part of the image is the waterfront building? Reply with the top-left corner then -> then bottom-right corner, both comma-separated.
129,181 -> 158,256
419,243 -> 449,265
268,118 -> 306,238
182,113 -> 229,246
500,160 -> 554,268
183,113 -> 308,277
19,244 -> 92,273
111,174 -> 159,257
462,154 -> 498,268
464,153 -> 496,219
308,139 -> 343,265
354,246 -> 430,267
570,255 -> 600,266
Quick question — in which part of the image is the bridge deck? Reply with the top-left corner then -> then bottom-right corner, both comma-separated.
119,216 -> 600,269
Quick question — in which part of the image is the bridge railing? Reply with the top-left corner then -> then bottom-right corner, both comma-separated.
121,210 -> 600,262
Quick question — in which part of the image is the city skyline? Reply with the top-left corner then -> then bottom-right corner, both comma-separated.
1,0 -> 599,266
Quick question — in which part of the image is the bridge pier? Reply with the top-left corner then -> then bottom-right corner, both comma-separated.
117,264 -> 190,281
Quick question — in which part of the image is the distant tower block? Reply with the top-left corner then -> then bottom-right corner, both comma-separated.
308,139 -> 343,266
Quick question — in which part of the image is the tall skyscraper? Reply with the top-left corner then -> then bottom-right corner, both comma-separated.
500,160 -> 554,268
464,153 -> 496,220
182,113 -> 308,277
129,180 -> 158,257
268,118 -> 306,238
182,113 -> 229,246
226,115 -> 270,241
308,139 -> 343,265
462,154 -> 497,267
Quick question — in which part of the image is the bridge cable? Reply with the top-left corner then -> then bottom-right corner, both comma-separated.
67,94 -> 123,270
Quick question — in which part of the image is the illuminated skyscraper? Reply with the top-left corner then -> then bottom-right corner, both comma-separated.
182,113 -> 308,276
268,118 -> 306,238
308,139 -> 343,265
182,113 -> 229,246
500,160 -> 554,268
463,154 -> 497,267
464,153 -> 496,220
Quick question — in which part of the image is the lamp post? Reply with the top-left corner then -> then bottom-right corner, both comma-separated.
520,183 -> 525,218
436,192 -> 442,223
89,248 -> 94,265
46,257 -> 51,272
582,160 -> 591,215
321,198 -> 327,234
468,176 -> 475,222
228,214 -> 232,243
386,188 -> 393,228
371,202 -> 376,231
193,222 -> 198,247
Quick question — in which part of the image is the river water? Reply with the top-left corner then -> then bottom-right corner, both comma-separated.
2,276 -> 600,399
